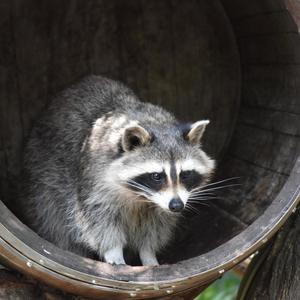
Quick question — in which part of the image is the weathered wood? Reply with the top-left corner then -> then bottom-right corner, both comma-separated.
230,125 -> 300,175
0,1 -> 23,206
0,0 -> 300,298
0,267 -> 209,300
0,268 -> 76,300
215,156 -> 288,224
232,11 -> 298,37
239,106 -> 300,137
239,208 -> 300,300
220,0 -> 286,19
0,0 -> 240,207
238,33 -> 300,64
242,65 -> 300,114
0,157 -> 298,298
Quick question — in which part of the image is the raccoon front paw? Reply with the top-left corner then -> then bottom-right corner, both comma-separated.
139,247 -> 159,266
104,246 -> 126,265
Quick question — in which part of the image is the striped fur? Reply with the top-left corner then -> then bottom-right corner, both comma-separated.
20,75 -> 215,265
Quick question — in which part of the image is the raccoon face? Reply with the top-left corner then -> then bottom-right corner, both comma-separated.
123,159 -> 213,212
107,120 -> 215,213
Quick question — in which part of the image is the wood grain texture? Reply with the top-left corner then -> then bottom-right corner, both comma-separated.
217,0 -> 300,228
221,0 -> 286,19
242,209 -> 300,300
0,2 -> 23,206
0,0 -> 240,208
242,65 -> 300,113
0,0 -> 300,298
232,10 -> 298,37
0,268 -> 74,300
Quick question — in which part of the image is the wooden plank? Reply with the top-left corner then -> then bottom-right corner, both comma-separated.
0,268 -> 73,300
138,0 -> 177,108
229,125 -> 300,175
216,156 -> 288,225
232,10 -> 298,37
0,150 -> 8,204
112,0 -> 150,101
86,1 -> 121,78
12,0 -> 92,135
87,0 -> 241,159
242,65 -> 300,114
0,1 -> 23,205
168,0 -> 240,158
239,106 -> 300,137
220,0 -> 286,20
239,33 -> 300,64
162,202 -> 247,264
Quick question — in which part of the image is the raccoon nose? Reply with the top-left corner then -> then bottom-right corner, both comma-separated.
169,198 -> 184,212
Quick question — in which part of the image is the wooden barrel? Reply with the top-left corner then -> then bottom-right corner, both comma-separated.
0,0 -> 299,299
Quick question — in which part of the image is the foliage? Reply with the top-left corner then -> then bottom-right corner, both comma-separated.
196,271 -> 240,300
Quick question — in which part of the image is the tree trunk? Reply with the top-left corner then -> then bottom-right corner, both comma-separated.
239,208 -> 300,300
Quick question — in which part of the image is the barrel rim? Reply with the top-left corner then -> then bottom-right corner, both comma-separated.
0,157 -> 299,297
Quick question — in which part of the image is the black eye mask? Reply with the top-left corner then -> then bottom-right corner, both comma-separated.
180,170 -> 202,191
129,172 -> 167,193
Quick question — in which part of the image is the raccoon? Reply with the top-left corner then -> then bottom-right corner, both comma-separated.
20,75 -> 215,265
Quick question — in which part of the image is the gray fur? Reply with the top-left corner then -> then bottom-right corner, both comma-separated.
20,75 -> 214,265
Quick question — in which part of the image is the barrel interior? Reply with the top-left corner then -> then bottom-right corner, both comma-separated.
0,0 -> 299,284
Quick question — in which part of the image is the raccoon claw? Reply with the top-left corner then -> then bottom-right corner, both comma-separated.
139,248 -> 159,266
107,260 -> 127,266
104,247 -> 126,265
112,262 -> 127,266
141,258 -> 159,266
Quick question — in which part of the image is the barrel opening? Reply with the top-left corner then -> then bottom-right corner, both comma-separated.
0,0 -> 299,298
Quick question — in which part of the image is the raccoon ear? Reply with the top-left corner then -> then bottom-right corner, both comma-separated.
122,125 -> 152,151
184,120 -> 210,145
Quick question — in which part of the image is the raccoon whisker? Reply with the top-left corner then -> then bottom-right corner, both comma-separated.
126,184 -> 152,196
191,185 -> 239,194
188,200 -> 217,204
187,199 -> 217,203
191,183 -> 241,194
186,202 -> 210,210
130,192 -> 153,201
201,183 -> 241,191
188,194 -> 217,198
188,197 -> 218,201
128,194 -> 157,207
204,176 -> 240,185
190,190 -> 216,195
190,196 -> 226,201
189,194 -> 216,200
125,181 -> 154,196
184,206 -> 200,216
189,192 -> 216,197
126,179 -> 153,192
184,204 -> 205,215
127,178 -> 151,188
191,177 -> 241,192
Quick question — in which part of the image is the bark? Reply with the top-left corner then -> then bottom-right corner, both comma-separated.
242,208 -> 300,300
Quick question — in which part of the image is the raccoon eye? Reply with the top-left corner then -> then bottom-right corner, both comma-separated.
180,170 -> 193,180
150,172 -> 162,181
